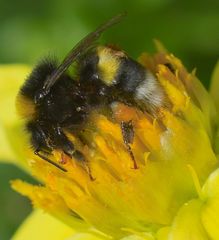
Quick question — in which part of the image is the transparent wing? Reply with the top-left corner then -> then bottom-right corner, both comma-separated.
43,12 -> 126,92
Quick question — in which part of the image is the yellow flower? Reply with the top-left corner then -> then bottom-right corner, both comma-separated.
1,43 -> 219,240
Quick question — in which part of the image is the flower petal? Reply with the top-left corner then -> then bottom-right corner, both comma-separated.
67,233 -> 106,240
201,168 -> 219,240
12,209 -> 75,240
0,64 -> 31,169
11,179 -> 90,231
120,234 -> 155,240
153,39 -> 168,54
168,199 -> 209,240
156,227 -> 170,240
0,123 -> 16,162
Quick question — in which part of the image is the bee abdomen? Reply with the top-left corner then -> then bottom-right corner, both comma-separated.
135,71 -> 165,110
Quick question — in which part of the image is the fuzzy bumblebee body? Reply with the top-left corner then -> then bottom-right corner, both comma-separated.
17,14 -> 165,173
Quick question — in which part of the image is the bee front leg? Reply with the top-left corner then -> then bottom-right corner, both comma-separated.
54,125 -> 95,180
28,122 -> 66,172
34,149 -> 67,172
120,120 -> 138,169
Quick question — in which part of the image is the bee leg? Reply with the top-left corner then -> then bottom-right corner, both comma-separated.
72,150 -> 95,181
53,125 -> 95,180
120,120 -> 138,169
34,149 -> 67,172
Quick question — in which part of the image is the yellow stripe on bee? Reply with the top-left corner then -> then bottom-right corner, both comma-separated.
97,46 -> 122,86
16,94 -> 36,120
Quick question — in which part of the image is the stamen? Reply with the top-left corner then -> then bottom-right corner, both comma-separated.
187,164 -> 203,200
121,228 -> 154,239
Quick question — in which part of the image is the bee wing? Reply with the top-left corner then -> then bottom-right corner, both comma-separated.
43,12 -> 126,91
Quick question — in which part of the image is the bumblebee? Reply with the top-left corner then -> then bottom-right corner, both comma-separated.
16,13 -> 165,175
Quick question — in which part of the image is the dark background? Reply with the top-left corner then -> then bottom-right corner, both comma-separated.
0,0 -> 219,239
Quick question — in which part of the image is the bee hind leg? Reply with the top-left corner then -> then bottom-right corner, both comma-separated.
120,120 -> 138,169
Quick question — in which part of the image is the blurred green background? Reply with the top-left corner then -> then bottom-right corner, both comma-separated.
0,0 -> 219,239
